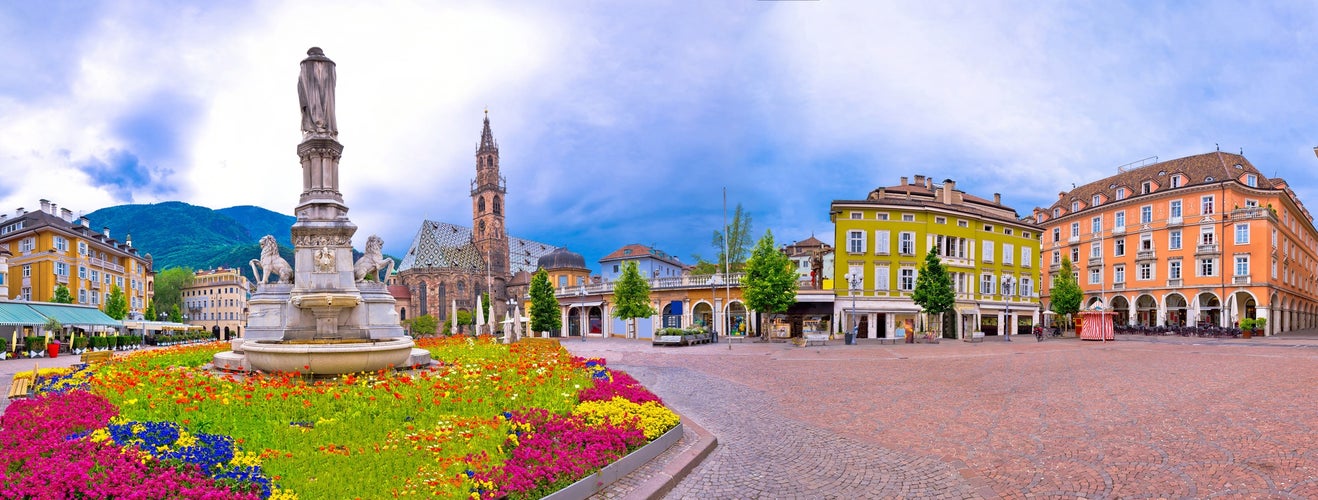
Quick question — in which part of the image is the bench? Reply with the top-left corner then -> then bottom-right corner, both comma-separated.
803,334 -> 829,347
81,350 -> 114,364
876,337 -> 899,344
7,377 -> 33,400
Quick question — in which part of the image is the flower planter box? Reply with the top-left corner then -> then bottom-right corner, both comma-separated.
543,421 -> 684,500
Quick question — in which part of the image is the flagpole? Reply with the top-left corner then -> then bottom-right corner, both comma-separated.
724,187 -> 731,349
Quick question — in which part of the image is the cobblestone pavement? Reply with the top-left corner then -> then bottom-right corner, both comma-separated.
565,332 -> 1318,499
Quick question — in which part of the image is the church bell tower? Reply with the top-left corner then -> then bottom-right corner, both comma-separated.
472,111 -> 509,288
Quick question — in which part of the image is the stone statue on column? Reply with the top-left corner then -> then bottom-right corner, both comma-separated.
298,47 -> 337,138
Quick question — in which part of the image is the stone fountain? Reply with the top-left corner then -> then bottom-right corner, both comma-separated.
213,47 -> 429,375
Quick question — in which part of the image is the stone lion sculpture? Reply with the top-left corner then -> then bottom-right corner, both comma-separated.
354,235 -> 394,282
250,235 -> 293,284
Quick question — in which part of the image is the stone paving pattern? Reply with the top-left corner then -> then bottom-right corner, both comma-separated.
567,333 -> 1318,499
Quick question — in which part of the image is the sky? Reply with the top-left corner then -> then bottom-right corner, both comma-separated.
4,1 -> 1318,271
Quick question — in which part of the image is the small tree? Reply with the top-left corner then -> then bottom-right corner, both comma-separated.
612,261 -> 656,339
145,301 -> 157,322
912,249 -> 956,339
408,314 -> 438,336
51,284 -> 73,304
104,285 -> 129,320
481,292 -> 491,327
169,303 -> 183,323
528,269 -> 561,335
1050,257 -> 1083,331
742,230 -> 797,338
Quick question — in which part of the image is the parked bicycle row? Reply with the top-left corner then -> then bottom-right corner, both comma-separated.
1114,324 -> 1243,338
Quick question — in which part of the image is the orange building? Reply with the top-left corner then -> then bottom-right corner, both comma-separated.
1033,152 -> 1317,335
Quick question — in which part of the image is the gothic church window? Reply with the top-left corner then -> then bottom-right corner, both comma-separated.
493,196 -> 502,215
478,198 -> 486,212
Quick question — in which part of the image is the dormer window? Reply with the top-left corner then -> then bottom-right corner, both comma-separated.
1141,181 -> 1151,194
1170,175 -> 1181,188
1092,194 -> 1101,206
1071,201 -> 1080,212
1053,207 -> 1061,217
1115,187 -> 1127,200
1246,174 -> 1258,187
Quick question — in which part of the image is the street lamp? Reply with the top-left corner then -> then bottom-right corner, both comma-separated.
845,272 -> 862,344
1001,275 -> 1016,342
706,275 -> 722,343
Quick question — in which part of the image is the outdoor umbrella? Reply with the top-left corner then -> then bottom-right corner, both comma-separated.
475,294 -> 485,336
450,299 -> 458,335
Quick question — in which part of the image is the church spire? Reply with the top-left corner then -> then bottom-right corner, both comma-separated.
478,109 -> 498,154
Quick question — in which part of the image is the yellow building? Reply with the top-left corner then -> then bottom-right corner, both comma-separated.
182,267 -> 251,339
1,200 -> 153,317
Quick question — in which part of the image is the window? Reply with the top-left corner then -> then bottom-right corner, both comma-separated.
983,224 -> 994,232
558,276 -> 567,287
1141,181 -> 1152,194
612,264 -> 619,273
1089,241 -> 1102,258
78,242 -> 88,255
874,266 -> 890,291
898,268 -> 916,291
1020,277 -> 1033,297
1272,260 -> 1278,279
1137,262 -> 1153,280
1052,250 -> 1060,265
980,274 -> 995,295
1246,174 -> 1257,187
847,230 -> 865,254
1198,258 -> 1216,277
957,219 -> 968,228
1244,199 -> 1258,208
1092,194 -> 1101,206
1052,228 -> 1060,243
1003,243 -> 1014,265
1004,228 -> 1013,236
1071,247 -> 1080,263
869,230 -> 888,255
1070,222 -> 1079,238
1091,216 -> 1102,234
78,290 -> 87,304
1115,211 -> 1126,228
982,241 -> 994,262
90,270 -> 99,283
1201,226 -> 1216,245
1089,268 -> 1101,284
1053,207 -> 1061,217
1169,260 -> 1181,280
1116,187 -> 1127,200
1201,195 -> 1215,215
899,232 -> 915,255
78,266 -> 86,279
1114,265 -> 1126,283
1170,200 -> 1182,218
1140,205 -> 1152,224
1114,238 -> 1126,256
876,213 -> 889,221
56,262 -> 68,277
1169,229 -> 1182,250
1022,247 -> 1033,267
1140,233 -> 1153,251
935,216 -> 946,224
1235,255 -> 1249,276
54,237 -> 67,252
1071,201 -> 1080,212
1170,175 -> 1181,188
20,287 -> 30,301
901,213 -> 915,222
18,238 -> 34,253
1234,223 -> 1249,244
1272,229 -> 1277,247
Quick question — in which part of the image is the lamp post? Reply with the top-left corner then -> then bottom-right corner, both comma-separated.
706,275 -> 721,343
1001,275 -> 1015,342
845,272 -> 862,345
506,297 -> 517,343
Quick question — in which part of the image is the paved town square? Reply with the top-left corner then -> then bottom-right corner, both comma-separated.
566,334 -> 1318,499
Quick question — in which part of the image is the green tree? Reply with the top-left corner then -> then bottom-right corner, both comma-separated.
153,267 -> 195,319
1049,257 -> 1083,331
742,230 -> 797,337
144,301 -> 157,322
611,261 -> 656,338
104,285 -> 129,320
912,249 -> 956,339
693,203 -> 754,273
169,303 -> 182,323
407,314 -> 438,336
442,310 -> 475,334
481,292 -> 491,326
51,284 -> 73,303
528,269 -> 561,335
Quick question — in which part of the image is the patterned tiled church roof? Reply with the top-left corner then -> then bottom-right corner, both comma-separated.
396,220 -> 560,275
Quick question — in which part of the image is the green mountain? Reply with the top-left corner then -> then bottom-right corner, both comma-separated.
85,202 -> 295,276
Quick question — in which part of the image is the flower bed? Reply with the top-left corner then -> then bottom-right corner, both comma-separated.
2,336 -> 678,499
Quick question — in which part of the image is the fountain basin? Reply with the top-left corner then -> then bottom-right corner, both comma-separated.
242,337 -> 415,375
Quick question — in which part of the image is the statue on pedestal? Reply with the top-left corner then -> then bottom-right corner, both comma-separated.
298,47 -> 337,138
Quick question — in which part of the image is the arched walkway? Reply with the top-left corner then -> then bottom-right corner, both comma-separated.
1165,293 -> 1187,327
1111,295 -> 1130,326
1195,292 -> 1221,327
1135,294 -> 1157,326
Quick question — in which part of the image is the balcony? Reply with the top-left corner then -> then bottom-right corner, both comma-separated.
1050,262 -> 1061,273
1112,225 -> 1126,235
1067,236 -> 1080,244
1230,206 -> 1275,221
1167,216 -> 1183,227
1166,278 -> 1182,287
1088,257 -> 1103,267
1196,243 -> 1220,256
1136,250 -> 1156,260
1232,275 -> 1250,285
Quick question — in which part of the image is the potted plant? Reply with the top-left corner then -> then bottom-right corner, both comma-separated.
1253,317 -> 1267,337
0,338 -> 7,360
1239,318 -> 1254,339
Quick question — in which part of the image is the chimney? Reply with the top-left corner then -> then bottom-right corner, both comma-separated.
126,233 -> 132,248
50,203 -> 57,217
79,216 -> 90,228
1058,191 -> 1066,200
900,176 -> 908,186
877,187 -> 886,198
16,208 -> 25,216
103,227 -> 111,238
914,174 -> 926,186
925,177 -> 933,189
943,179 -> 956,203
60,208 -> 73,222
40,199 -> 50,214
994,193 -> 1002,204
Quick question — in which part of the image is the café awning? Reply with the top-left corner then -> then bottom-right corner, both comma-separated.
0,303 -> 46,326
25,303 -> 122,328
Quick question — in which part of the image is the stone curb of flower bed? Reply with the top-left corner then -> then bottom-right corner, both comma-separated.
543,414 -> 717,500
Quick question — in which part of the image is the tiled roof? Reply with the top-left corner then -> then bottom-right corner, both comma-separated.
396,220 -> 560,275
387,285 -> 411,300
599,243 -> 684,267
1040,152 -> 1267,218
